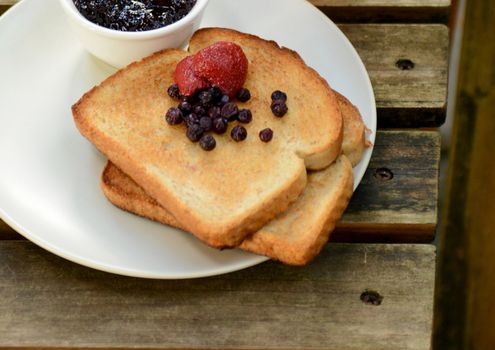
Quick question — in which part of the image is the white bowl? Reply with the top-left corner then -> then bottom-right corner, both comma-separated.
59,0 -> 209,68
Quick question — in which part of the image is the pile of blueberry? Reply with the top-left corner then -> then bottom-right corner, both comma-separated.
73,0 -> 197,32
165,84 -> 288,151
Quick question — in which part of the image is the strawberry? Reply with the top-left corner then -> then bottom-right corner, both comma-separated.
173,56 -> 209,96
192,42 -> 248,98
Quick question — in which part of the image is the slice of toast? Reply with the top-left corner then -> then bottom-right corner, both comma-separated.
100,92 -> 367,265
102,156 -> 353,265
73,28 -> 343,248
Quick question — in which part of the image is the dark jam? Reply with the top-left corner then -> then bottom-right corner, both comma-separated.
73,0 -> 198,32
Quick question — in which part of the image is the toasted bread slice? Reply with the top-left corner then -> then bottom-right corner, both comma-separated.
336,92 -> 368,166
73,28 -> 343,248
238,156 -> 353,265
100,92 -> 366,265
102,156 -> 353,265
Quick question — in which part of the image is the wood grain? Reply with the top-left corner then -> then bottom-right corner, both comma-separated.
340,24 -> 449,127
433,0 -> 495,348
0,130 -> 440,243
312,0 -> 450,5
311,0 -> 451,23
0,241 -> 435,350
336,130 -> 440,242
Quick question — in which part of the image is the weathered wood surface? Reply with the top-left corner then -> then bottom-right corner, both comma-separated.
0,241 -> 435,350
337,130 -> 440,242
0,130 -> 440,243
312,0 -> 451,23
433,0 -> 495,349
341,24 -> 449,127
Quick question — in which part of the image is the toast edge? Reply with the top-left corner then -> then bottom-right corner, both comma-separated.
75,102 -> 308,248
240,156 -> 354,265
100,156 -> 353,265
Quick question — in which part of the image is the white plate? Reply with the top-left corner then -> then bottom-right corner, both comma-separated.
0,0 -> 376,279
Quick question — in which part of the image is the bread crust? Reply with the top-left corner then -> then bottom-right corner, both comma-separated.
73,28 -> 342,248
239,156 -> 353,265
334,91 -> 368,167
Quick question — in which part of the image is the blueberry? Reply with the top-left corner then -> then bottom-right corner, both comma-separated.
208,106 -> 221,119
218,94 -> 230,106
167,84 -> 180,99
186,124 -> 204,142
221,102 -> 239,120
178,100 -> 192,113
237,109 -> 252,124
193,104 -> 206,116
236,88 -> 251,102
199,117 -> 213,131
212,117 -> 228,134
210,86 -> 223,102
185,113 -> 200,127
198,90 -> 213,106
199,134 -> 216,151
231,125 -> 247,142
165,107 -> 183,125
271,100 -> 288,117
271,90 -> 287,102
259,128 -> 273,142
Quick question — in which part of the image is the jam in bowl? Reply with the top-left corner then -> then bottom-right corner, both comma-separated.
73,0 -> 198,32
59,0 -> 209,68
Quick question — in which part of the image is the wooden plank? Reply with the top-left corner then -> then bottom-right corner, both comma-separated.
0,5 -> 9,15
336,130 -> 440,242
0,130 -> 440,243
340,24 -> 449,127
311,0 -> 451,23
433,0 -> 495,348
0,241 -> 435,350
0,220 -> 19,240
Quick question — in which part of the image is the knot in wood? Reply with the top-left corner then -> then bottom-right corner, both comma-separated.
396,59 -> 415,70
360,290 -> 383,306
374,167 -> 394,181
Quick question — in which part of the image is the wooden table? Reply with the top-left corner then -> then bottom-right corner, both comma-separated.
0,1 -> 449,349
